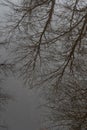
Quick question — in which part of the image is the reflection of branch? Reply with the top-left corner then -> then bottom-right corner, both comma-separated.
12,0 -> 51,29
32,0 -> 55,68
70,0 -> 79,27
55,12 -> 87,82
0,125 -> 7,128
3,0 -> 87,87
38,0 -> 55,44
0,63 -> 14,76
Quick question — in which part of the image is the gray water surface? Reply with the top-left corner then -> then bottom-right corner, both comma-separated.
2,77 -> 42,130
0,2 -> 44,130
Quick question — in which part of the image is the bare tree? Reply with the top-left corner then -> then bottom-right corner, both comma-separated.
0,63 -> 12,129
43,75 -> 87,130
1,0 -> 87,86
1,0 -> 87,129
0,5 -> 14,129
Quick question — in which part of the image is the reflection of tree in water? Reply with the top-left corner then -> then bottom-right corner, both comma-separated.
0,84 -> 10,129
45,75 -> 87,130
0,57 -> 13,128
0,0 -> 87,130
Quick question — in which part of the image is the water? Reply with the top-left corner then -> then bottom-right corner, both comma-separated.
0,2 -> 44,129
2,77 -> 42,130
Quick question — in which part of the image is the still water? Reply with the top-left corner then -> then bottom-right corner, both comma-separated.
0,2 -> 44,129
1,77 -> 43,130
